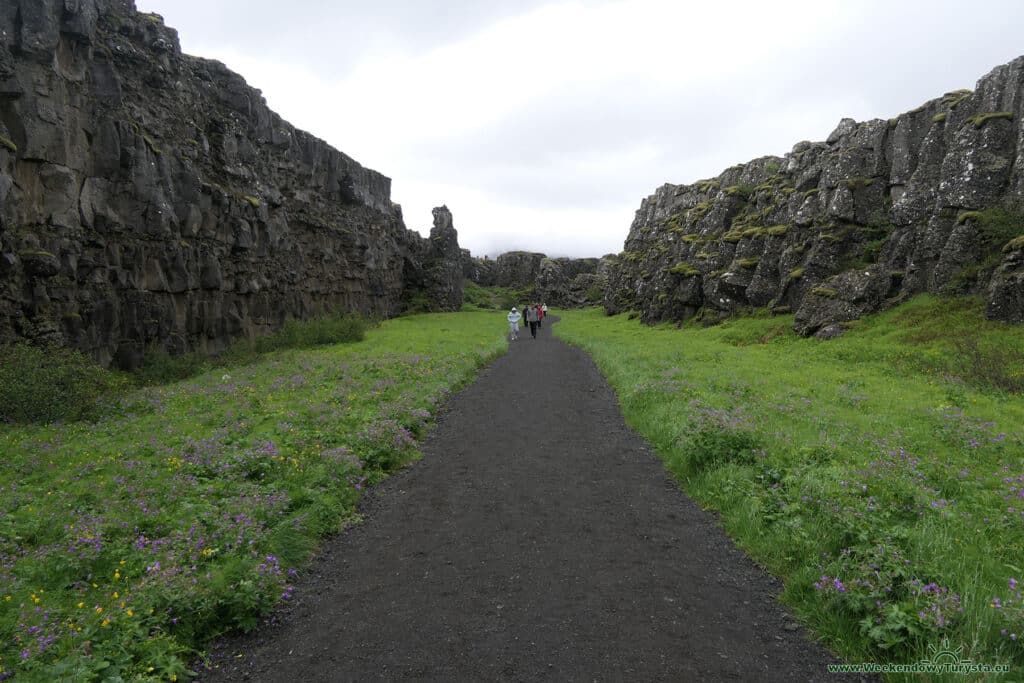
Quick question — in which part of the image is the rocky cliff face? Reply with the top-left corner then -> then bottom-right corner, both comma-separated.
471,250 -> 602,306
535,257 -> 602,307
493,251 -> 546,289
0,0 -> 463,367
606,57 -> 1024,334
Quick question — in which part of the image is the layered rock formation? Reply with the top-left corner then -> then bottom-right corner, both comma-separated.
418,206 -> 464,312
535,257 -> 603,307
493,251 -> 546,289
606,57 -> 1024,333
0,0 -> 463,367
466,250 -> 602,307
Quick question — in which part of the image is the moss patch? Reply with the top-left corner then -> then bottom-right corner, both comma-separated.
0,135 -> 16,154
941,89 -> 972,109
724,184 -> 754,199
737,257 -> 760,269
1003,235 -> 1024,253
957,207 -> 1024,246
669,261 -> 701,277
811,286 -> 837,298
967,112 -> 1013,129
932,113 -> 947,124
142,134 -> 162,155
844,177 -> 875,191
767,225 -> 789,237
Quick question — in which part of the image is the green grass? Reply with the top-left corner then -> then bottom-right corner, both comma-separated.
134,312 -> 368,387
555,296 -> 1024,681
461,281 -> 536,311
0,311 -> 507,681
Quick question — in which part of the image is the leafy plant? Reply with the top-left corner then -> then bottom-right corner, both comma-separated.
0,343 -> 126,423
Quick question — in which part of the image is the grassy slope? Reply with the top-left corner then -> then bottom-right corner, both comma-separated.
555,297 -> 1023,681
0,312 -> 506,681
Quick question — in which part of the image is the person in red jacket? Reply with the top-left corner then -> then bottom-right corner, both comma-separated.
537,303 -> 545,328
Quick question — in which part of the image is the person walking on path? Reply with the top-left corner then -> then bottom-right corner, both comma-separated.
507,306 -> 521,341
525,303 -> 540,339
537,303 -> 545,329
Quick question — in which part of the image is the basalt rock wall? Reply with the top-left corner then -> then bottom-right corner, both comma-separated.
473,250 -> 602,307
0,0 -> 462,367
606,57 -> 1024,334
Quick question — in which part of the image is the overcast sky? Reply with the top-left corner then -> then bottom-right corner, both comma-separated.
141,0 -> 1024,258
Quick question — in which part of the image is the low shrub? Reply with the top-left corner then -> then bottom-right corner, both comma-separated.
676,426 -> 763,475
0,343 -> 126,423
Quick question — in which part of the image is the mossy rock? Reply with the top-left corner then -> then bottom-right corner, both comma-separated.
737,257 -> 759,269
802,188 -> 821,197
967,112 -> 1013,129
695,180 -> 720,193
689,202 -> 713,221
724,184 -> 754,199
142,134 -> 162,155
811,286 -> 837,298
843,177 -> 875,190
0,135 -> 17,154
741,226 -> 767,238
767,225 -> 789,237
941,89 -> 972,108
721,230 -> 744,243
957,208 -> 1024,245
788,267 -> 804,279
669,261 -> 701,277
1004,235 -> 1024,253
932,112 -> 947,124
680,233 -> 702,243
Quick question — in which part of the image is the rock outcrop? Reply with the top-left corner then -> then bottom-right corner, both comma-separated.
605,57 -> 1024,333
421,206 -> 464,312
535,257 -> 602,307
493,251 -> 546,289
470,250 -> 602,307
0,0 -> 463,367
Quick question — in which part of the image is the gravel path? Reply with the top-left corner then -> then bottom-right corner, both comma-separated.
200,317 -> 849,681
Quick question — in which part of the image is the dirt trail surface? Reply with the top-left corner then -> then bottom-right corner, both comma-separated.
201,318 -> 850,681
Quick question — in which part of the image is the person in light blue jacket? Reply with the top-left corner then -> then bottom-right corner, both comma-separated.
507,306 -> 522,340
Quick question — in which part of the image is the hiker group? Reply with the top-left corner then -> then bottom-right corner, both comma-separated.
507,303 -> 547,340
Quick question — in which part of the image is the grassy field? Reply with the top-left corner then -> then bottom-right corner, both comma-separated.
0,312 -> 506,681
554,296 -> 1024,680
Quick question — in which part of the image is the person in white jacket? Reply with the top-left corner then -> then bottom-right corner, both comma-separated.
507,307 -> 522,340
